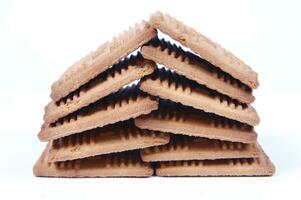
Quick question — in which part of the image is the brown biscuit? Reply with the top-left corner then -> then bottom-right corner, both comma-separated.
51,21 -> 157,102
141,135 -> 261,162
38,85 -> 158,141
149,11 -> 259,89
141,37 -> 254,104
139,68 -> 259,126
155,148 -> 275,177
44,54 -> 156,124
135,100 -> 257,143
48,120 -> 170,162
34,145 -> 153,177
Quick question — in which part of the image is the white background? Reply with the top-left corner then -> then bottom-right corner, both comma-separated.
0,0 -> 300,199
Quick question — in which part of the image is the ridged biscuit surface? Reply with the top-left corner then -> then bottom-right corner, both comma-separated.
51,21 -> 157,101
34,145 -> 153,177
150,11 -> 259,89
141,135 -> 260,162
156,149 -> 275,177
44,53 -> 156,124
48,120 -> 170,162
141,37 -> 254,103
135,100 -> 257,143
39,85 -> 158,141
139,68 -> 259,126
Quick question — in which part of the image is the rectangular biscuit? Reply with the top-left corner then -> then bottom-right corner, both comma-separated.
135,100 -> 257,143
149,11 -> 259,89
38,85 -> 158,141
155,149 -> 275,177
44,53 -> 156,124
48,120 -> 170,162
141,37 -> 254,104
141,135 -> 261,162
51,21 -> 157,102
34,145 -> 153,177
139,68 -> 259,126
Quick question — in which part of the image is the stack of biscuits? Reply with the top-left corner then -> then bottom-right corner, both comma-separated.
34,11 -> 275,177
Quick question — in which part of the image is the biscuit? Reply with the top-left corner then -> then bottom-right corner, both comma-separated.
149,11 -> 259,89
139,68 -> 259,126
135,100 -> 257,143
38,85 -> 158,141
34,145 -> 153,177
48,120 -> 170,162
44,53 -> 156,124
156,149 -> 275,177
141,37 -> 254,103
51,21 -> 157,102
140,135 -> 260,162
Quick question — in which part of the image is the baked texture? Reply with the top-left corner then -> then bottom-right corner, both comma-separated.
149,11 -> 259,89
48,120 -> 170,162
155,148 -> 275,177
139,68 -> 259,126
34,145 -> 153,177
135,100 -> 257,143
44,54 -> 156,124
141,135 -> 260,162
141,37 -> 254,103
51,21 -> 157,101
38,85 -> 158,141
